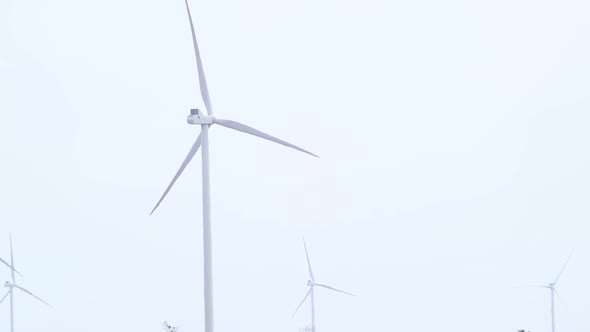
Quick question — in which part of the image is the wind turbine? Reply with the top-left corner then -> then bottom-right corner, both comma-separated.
292,239 -> 353,332
521,253 -> 572,332
149,2 -> 318,332
0,234 -> 50,332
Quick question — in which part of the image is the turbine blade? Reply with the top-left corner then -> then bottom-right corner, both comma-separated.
554,252 -> 573,285
214,118 -> 319,158
9,233 -> 15,283
0,256 -> 11,270
150,133 -> 202,215
291,288 -> 312,319
0,289 -> 10,304
14,285 -> 50,307
303,238 -> 315,282
184,0 -> 212,115
0,257 -> 22,278
315,283 -> 355,296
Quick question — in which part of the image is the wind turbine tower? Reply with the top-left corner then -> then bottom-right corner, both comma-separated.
292,239 -> 353,332
150,2 -> 318,332
521,253 -> 572,332
0,234 -> 50,332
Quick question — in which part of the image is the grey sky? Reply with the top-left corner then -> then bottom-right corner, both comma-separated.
1,0 -> 590,331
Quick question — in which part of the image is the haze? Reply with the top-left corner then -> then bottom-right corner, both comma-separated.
1,0 -> 590,331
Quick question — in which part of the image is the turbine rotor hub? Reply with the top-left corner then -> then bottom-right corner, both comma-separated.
187,108 -> 214,125
4,281 -> 12,288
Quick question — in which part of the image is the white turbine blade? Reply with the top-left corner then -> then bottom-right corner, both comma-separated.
315,283 -> 355,296
554,252 -> 573,285
303,239 -> 315,282
150,134 -> 202,215
291,288 -> 312,319
14,285 -> 50,306
0,257 -> 10,269
214,119 -> 319,158
9,233 -> 15,283
184,0 -> 212,115
0,289 -> 10,304
0,257 -> 22,277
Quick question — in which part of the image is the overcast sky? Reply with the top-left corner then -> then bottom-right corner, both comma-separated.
1,0 -> 590,331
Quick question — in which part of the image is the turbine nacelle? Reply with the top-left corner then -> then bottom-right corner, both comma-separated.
307,280 -> 314,287
4,281 -> 12,288
187,108 -> 214,125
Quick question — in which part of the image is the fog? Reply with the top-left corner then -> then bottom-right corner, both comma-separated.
1,0 -> 590,331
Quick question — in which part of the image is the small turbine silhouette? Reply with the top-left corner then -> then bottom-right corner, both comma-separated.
519,252 -> 572,332
292,239 -> 353,332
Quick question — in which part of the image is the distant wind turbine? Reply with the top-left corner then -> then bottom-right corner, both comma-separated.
149,2 -> 318,332
521,253 -> 572,332
0,234 -> 50,332
292,239 -> 353,332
